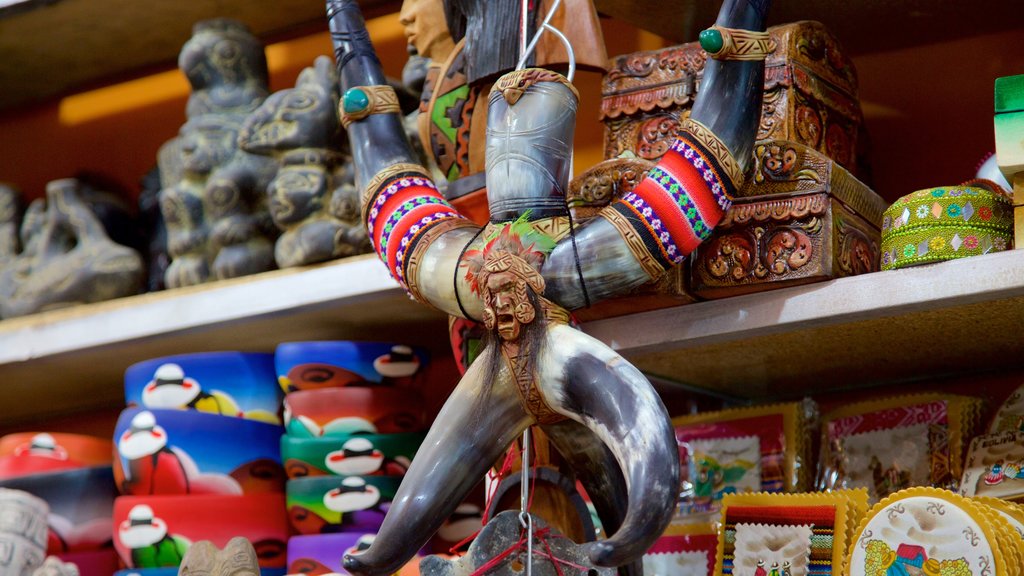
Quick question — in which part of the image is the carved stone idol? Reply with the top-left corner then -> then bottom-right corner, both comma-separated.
0,179 -> 144,319
0,488 -> 48,576
158,19 -> 278,288
239,56 -> 370,267
177,538 -> 260,576
30,558 -> 79,576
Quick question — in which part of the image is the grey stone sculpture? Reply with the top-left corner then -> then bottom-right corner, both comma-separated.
158,19 -> 279,288
0,488 -> 48,576
0,179 -> 143,318
176,537 -> 260,576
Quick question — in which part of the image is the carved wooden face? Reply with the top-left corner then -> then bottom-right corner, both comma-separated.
399,0 -> 455,62
483,270 -> 534,342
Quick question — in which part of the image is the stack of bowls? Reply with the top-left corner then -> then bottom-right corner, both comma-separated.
0,432 -> 120,575
275,341 -> 429,573
112,352 -> 288,575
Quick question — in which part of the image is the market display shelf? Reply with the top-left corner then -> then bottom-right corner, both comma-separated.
0,254 -> 446,423
2,249 -> 1023,423
585,249 -> 1024,400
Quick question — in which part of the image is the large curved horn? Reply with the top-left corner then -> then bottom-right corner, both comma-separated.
342,347 -> 533,576
542,419 -> 642,576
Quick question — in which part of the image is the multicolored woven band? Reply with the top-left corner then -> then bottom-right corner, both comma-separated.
601,126 -> 740,275
881,185 -> 1014,270
364,166 -> 471,291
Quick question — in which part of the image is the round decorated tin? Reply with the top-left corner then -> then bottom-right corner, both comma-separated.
880,184 -> 1013,270
0,432 -> 112,479
283,387 -> 428,438
0,465 -> 117,553
274,341 -> 428,393
285,475 -> 402,534
113,493 -> 288,569
124,352 -> 282,424
113,408 -> 284,496
847,488 -> 1006,576
281,432 -> 423,478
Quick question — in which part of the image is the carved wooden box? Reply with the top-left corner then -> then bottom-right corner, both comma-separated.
690,140 -> 887,298
601,20 -> 869,180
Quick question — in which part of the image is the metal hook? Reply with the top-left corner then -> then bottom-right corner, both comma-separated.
515,0 -> 576,82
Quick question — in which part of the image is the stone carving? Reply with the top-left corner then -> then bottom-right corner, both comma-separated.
176,537 -> 260,576
239,56 -> 370,267
158,19 -> 278,288
0,179 -> 143,318
0,488 -> 48,576
29,558 -> 78,576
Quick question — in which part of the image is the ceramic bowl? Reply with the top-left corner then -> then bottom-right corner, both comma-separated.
124,352 -> 282,424
274,341 -> 428,393
113,407 -> 284,496
0,432 -> 112,479
113,493 -> 288,569
0,465 -> 117,553
281,433 -> 424,478
114,570 -> 285,576
57,548 -> 120,576
285,475 -> 402,535
286,533 -> 423,575
284,387 -> 428,438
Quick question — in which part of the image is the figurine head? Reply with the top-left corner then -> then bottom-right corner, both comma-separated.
179,19 -> 269,117
462,221 -> 553,342
399,0 -> 455,63
0,489 -> 48,575
484,69 -> 578,222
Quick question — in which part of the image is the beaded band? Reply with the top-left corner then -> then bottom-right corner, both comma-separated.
680,117 -> 744,187
698,26 -> 775,61
881,226 -> 1012,270
361,163 -> 432,222
340,85 -> 401,129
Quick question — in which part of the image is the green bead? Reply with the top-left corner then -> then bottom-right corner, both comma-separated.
343,88 -> 370,114
699,28 -> 724,54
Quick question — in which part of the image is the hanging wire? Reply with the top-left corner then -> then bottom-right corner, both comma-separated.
515,0 -> 576,82
518,428 -> 533,576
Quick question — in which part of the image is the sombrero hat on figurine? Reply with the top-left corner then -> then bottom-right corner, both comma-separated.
0,432 -> 112,478
285,475 -> 402,535
274,341 -> 427,393
845,487 -> 1024,576
880,180 -> 1013,270
280,432 -> 423,478
283,387 -> 428,438
113,493 -> 288,570
113,407 -> 285,496
287,533 -> 422,575
124,352 -> 282,424
0,465 -> 118,554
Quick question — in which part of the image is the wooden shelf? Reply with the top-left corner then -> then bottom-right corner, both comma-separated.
4,250 -> 1023,424
584,250 -> 1024,400
0,254 -> 447,424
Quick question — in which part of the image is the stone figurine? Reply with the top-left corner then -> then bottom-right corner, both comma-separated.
176,538 -> 260,576
239,56 -> 370,267
0,179 -> 143,318
158,19 -> 278,288
327,0 -> 771,574
0,488 -> 47,576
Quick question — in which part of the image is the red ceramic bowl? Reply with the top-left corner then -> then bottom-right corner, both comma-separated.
284,387 -> 428,437
113,493 -> 288,569
0,432 -> 112,479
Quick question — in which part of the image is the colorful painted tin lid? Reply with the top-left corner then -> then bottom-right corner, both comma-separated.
283,387 -> 428,438
274,341 -> 428,393
285,475 -> 402,535
281,432 -> 423,479
125,352 -> 282,424
113,408 -> 284,496
880,183 -> 1013,270
0,465 -> 117,554
0,432 -> 112,479
113,493 -> 288,570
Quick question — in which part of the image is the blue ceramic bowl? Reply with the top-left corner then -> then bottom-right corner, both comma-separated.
0,465 -> 117,553
125,352 -> 282,424
113,407 -> 284,496
274,341 -> 428,393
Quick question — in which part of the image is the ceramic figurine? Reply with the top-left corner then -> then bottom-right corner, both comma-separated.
0,179 -> 143,318
0,488 -> 48,576
327,0 -> 771,572
158,19 -> 278,288
239,57 -> 370,268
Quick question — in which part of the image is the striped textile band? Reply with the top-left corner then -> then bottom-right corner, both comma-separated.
604,128 -> 740,270
364,170 -> 469,290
